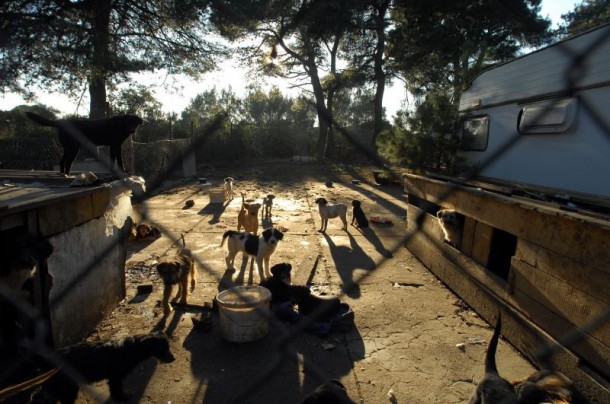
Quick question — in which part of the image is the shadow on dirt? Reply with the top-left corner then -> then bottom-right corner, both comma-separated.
181,306 -> 365,403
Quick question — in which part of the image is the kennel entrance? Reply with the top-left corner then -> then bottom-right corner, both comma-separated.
0,170 -> 132,348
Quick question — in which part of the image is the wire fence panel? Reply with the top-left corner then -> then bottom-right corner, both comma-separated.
1,25 -> 610,403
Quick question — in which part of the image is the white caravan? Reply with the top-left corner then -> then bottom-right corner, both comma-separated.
458,23 -> 610,204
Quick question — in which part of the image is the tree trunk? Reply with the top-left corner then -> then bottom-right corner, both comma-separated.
88,0 -> 112,119
370,0 -> 390,148
312,73 -> 330,162
300,28 -> 330,161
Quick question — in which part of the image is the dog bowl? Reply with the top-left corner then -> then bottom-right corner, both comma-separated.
216,286 -> 271,342
198,177 -> 207,184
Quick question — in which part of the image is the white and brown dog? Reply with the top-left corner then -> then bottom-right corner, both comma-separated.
237,193 -> 262,234
224,177 -> 235,201
436,209 -> 463,248
156,235 -> 196,316
220,228 -> 284,280
262,194 -> 275,219
314,197 -> 347,232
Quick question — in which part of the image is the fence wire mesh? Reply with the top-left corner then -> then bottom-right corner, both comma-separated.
1,25 -> 610,403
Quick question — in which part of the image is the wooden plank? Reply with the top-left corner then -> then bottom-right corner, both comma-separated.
409,204 -> 610,377
404,208 -> 610,401
511,259 -> 610,376
516,239 -> 610,304
471,221 -> 493,267
461,216 -> 477,256
404,173 -> 610,271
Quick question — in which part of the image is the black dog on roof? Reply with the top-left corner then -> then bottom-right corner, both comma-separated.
37,331 -> 175,403
25,111 -> 142,175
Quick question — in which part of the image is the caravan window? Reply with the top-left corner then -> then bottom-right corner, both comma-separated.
461,115 -> 489,151
518,98 -> 578,134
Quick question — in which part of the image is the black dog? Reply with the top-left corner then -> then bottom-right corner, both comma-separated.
260,262 -> 292,304
302,379 -> 356,403
469,315 -> 518,404
38,331 -> 175,403
350,200 -> 368,228
25,111 -> 142,175
289,285 -> 341,322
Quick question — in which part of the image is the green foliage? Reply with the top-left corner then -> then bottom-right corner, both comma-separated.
557,0 -> 610,37
1,0 -> 225,115
108,85 -> 163,120
389,0 -> 552,97
377,91 -> 463,174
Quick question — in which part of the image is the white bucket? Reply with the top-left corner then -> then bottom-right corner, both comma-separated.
209,189 -> 225,204
216,286 -> 272,342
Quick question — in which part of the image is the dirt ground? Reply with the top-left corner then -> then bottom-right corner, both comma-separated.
78,160 -> 535,404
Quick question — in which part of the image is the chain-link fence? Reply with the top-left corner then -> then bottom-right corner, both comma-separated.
1,23 -> 610,403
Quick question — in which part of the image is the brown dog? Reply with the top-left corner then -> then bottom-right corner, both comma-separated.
156,236 -> 196,316
237,193 -> 262,235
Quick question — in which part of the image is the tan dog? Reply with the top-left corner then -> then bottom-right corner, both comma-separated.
436,209 -> 463,248
156,235 -> 196,316
262,194 -> 275,219
224,177 -> 235,200
237,193 -> 261,234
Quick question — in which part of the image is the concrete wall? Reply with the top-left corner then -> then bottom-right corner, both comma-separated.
46,184 -> 133,348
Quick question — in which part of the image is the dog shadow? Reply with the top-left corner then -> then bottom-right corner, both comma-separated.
321,233 -> 376,299
181,300 -> 365,403
197,202 -> 227,225
261,215 -> 273,230
354,226 -> 393,259
218,268 -> 236,292
219,256 -> 261,288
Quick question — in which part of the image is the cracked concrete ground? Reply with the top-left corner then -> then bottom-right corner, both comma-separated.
79,161 -> 535,403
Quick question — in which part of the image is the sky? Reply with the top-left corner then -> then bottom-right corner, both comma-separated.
0,0 -> 580,119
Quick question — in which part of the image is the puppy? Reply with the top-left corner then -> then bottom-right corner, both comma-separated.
262,194 -> 275,218
156,236 -> 196,316
314,197 -> 348,232
224,177 -> 235,200
514,370 -> 575,404
237,193 -> 262,235
220,228 -> 284,280
0,227 -> 53,356
25,111 -> 142,175
260,262 -> 292,304
350,200 -> 369,228
437,209 -> 463,248
39,331 -> 175,403
469,315 -> 518,404
302,379 -> 356,404
289,285 -> 341,322
129,223 -> 162,242
0,226 -> 54,292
